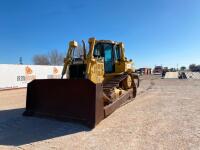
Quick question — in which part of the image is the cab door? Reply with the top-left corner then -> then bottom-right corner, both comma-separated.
104,44 -> 115,73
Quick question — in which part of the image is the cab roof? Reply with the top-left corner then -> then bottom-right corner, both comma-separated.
97,40 -> 119,44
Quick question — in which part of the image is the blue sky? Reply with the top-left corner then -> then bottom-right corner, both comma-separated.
0,0 -> 199,68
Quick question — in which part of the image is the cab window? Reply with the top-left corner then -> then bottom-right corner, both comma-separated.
94,43 -> 103,57
115,45 -> 121,60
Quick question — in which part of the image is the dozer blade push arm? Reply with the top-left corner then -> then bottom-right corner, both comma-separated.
61,41 -> 78,79
82,40 -> 87,60
61,58 -> 70,79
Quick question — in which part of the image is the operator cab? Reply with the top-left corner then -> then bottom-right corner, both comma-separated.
94,41 -> 122,73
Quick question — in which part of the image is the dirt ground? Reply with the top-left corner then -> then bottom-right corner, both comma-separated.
0,76 -> 200,150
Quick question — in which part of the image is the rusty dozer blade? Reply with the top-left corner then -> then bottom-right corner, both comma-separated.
23,79 -> 136,128
23,79 -> 104,128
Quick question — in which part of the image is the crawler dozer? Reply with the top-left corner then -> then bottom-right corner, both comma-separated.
23,37 -> 139,128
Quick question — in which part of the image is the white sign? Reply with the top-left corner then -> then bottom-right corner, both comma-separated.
0,64 -> 64,90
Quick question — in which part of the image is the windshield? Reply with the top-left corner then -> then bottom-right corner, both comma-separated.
93,43 -> 113,58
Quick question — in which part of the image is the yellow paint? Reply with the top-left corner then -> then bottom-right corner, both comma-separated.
62,37 -> 136,84
87,59 -> 104,83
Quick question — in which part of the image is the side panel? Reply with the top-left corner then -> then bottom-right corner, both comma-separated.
88,60 -> 104,84
115,61 -> 134,73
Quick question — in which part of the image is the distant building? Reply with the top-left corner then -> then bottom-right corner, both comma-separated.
137,68 -> 152,75
153,66 -> 163,75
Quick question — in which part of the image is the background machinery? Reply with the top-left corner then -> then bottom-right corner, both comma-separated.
23,37 -> 139,128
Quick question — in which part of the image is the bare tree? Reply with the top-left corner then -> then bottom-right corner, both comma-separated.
33,49 -> 64,65
189,64 -> 196,72
48,49 -> 64,65
33,55 -> 50,65
189,64 -> 200,72
196,65 -> 200,72
180,66 -> 186,71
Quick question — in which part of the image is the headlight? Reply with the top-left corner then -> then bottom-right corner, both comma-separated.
126,64 -> 132,69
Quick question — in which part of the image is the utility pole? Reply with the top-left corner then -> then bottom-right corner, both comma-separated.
177,64 -> 179,71
19,57 -> 23,65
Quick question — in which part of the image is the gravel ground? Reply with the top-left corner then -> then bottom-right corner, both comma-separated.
0,76 -> 200,150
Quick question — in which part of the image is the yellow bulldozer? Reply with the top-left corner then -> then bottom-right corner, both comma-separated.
23,37 -> 139,128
